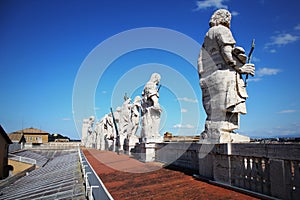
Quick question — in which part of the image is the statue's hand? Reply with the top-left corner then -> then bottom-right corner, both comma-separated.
238,63 -> 255,76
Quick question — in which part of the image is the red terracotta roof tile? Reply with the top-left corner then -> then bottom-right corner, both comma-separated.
83,149 -> 258,200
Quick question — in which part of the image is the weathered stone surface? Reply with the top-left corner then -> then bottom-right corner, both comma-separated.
156,142 -> 300,199
269,159 -> 285,199
82,116 -> 95,148
126,96 -> 141,154
119,98 -> 131,151
198,9 -> 255,142
141,73 -> 163,143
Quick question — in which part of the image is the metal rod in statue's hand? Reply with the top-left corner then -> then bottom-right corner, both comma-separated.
157,84 -> 162,92
245,39 -> 255,87
110,107 -> 120,154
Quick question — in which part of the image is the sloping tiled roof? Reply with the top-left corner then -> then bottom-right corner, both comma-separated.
1,150 -> 85,199
83,149 -> 258,200
8,133 -> 24,142
12,127 -> 49,135
0,125 -> 12,144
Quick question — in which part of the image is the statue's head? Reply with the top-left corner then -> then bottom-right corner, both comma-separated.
150,73 -> 161,85
134,96 -> 141,103
89,116 -> 95,122
209,9 -> 231,28
116,106 -> 121,112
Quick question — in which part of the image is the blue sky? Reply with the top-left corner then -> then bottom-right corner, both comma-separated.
1,0 -> 300,139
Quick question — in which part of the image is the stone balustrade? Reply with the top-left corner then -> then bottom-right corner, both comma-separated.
155,142 -> 300,200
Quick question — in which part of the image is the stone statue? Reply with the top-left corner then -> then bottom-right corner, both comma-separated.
95,117 -> 106,150
198,9 -> 255,142
104,113 -> 115,151
141,73 -> 163,143
129,96 -> 141,137
93,121 -> 100,149
118,98 -> 131,151
113,106 -> 122,134
85,116 -> 95,147
126,96 -> 141,153
81,118 -> 89,146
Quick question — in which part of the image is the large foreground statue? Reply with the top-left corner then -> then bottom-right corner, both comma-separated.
198,9 -> 255,142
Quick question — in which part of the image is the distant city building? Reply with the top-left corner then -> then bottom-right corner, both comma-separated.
164,132 -> 173,141
48,133 -> 70,142
9,127 -> 49,144
8,132 -> 26,152
0,125 -> 13,180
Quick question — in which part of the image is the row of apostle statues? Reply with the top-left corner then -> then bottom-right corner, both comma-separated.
82,8 -> 256,145
81,73 -> 163,153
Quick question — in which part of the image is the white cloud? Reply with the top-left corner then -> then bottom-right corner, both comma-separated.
269,49 -> 277,53
194,0 -> 228,10
294,24 -> 300,30
256,68 -> 280,77
252,56 -> 260,62
181,108 -> 188,113
248,77 -> 262,82
62,118 -> 72,121
278,110 -> 297,114
173,124 -> 195,129
231,11 -> 239,16
267,33 -> 299,47
102,90 -> 107,94
177,97 -> 198,103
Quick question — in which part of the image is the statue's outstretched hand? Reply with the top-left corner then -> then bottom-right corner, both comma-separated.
238,63 -> 255,76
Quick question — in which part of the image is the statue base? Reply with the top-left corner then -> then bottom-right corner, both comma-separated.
139,143 -> 156,162
131,140 -> 162,162
199,132 -> 250,144
125,135 -> 139,156
141,136 -> 163,143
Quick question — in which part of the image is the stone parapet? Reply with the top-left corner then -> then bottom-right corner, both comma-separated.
154,142 -> 300,200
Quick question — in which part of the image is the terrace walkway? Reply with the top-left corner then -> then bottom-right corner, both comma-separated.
83,148 -> 258,200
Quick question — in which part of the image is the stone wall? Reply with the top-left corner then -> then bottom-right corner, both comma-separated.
154,142 -> 300,200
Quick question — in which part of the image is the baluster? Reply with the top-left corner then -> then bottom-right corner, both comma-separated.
257,158 -> 265,194
292,161 -> 300,199
250,158 -> 257,191
253,158 -> 261,193
239,157 -> 246,188
238,156 -> 245,188
230,156 -> 240,187
262,158 -> 271,195
245,158 -> 252,190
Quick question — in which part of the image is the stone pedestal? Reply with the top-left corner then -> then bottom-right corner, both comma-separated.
142,136 -> 163,143
199,132 -> 250,144
139,143 -> 157,162
126,135 -> 139,156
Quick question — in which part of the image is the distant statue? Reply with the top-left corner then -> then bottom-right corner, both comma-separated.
126,96 -> 142,154
119,97 -> 131,151
81,118 -> 89,146
95,116 -> 106,150
129,96 -> 141,137
114,106 -> 122,133
104,113 -> 115,151
86,116 -> 95,147
141,73 -> 163,142
198,9 -> 255,142
94,121 -> 101,149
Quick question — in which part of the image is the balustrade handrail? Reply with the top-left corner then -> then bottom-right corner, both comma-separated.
8,154 -> 37,165
78,149 -> 114,200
